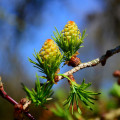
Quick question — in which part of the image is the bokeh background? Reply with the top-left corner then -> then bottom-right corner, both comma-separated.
0,0 -> 120,120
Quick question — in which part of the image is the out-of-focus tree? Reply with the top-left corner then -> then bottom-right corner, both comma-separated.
87,0 -> 120,45
83,0 -> 120,89
0,0 -> 52,76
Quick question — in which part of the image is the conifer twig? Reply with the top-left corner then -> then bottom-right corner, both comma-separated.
0,77 -> 36,120
57,45 -> 120,81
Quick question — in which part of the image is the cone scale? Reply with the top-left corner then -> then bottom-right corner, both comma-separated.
39,39 -> 61,61
62,21 -> 81,42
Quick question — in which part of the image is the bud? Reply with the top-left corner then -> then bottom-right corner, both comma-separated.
54,69 -> 60,83
68,56 -> 81,67
14,104 -> 23,120
68,74 -> 76,85
113,70 -> 120,78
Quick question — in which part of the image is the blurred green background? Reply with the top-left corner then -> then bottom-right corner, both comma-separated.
0,0 -> 120,119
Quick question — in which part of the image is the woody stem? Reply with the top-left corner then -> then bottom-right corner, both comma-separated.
0,81 -> 36,120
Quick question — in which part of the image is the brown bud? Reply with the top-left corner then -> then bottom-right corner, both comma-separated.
113,70 -> 120,77
14,104 -> 23,120
55,68 -> 60,74
14,104 -> 23,111
20,98 -> 28,105
54,75 -> 59,83
20,98 -> 31,111
68,74 -> 76,85
68,56 -> 81,67
54,69 -> 60,83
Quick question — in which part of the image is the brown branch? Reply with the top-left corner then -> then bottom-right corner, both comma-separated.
57,45 -> 120,81
0,77 -> 36,120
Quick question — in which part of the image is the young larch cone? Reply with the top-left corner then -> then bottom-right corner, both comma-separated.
39,39 -> 61,61
39,39 -> 61,82
61,21 -> 81,41
61,21 -> 82,67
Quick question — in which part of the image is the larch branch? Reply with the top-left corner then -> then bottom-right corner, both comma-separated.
0,77 -> 36,120
57,45 -> 120,81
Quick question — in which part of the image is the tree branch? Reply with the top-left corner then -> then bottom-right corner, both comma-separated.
57,45 -> 120,81
0,77 -> 36,120
0,45 -> 120,119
